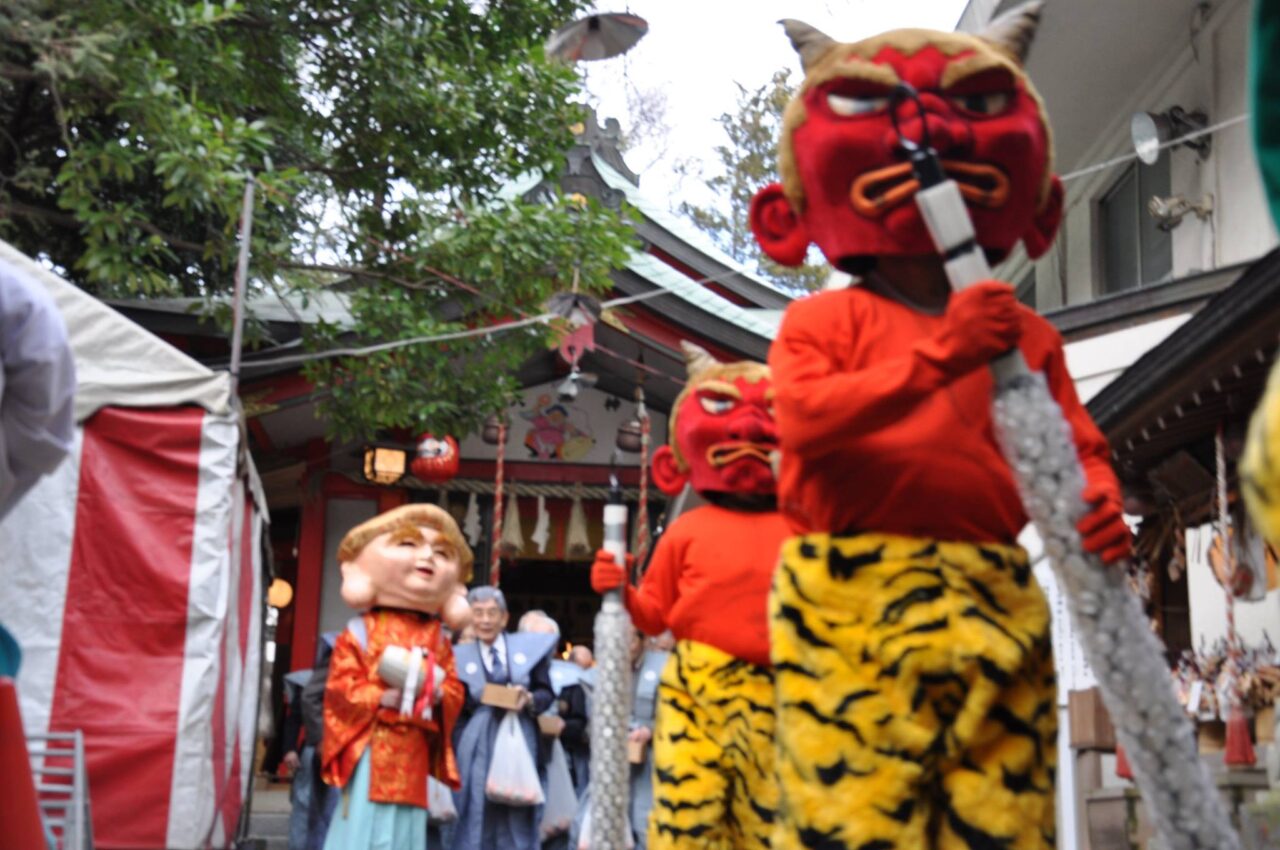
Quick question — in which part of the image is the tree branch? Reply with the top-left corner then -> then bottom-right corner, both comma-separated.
0,64 -> 44,83
281,261 -> 439,291
0,200 -> 210,253
0,200 -> 78,228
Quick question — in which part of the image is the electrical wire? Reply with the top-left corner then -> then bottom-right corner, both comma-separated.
231,111 -> 1253,374
234,266 -> 758,369
1059,113 -> 1249,183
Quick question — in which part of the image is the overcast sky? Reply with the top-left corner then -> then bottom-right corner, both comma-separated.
579,0 -> 970,212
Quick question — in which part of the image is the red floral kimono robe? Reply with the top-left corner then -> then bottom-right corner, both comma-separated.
321,608 -> 464,806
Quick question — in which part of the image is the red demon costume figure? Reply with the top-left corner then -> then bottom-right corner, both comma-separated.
749,5 -> 1130,849
321,504 -> 471,850
591,342 -> 790,848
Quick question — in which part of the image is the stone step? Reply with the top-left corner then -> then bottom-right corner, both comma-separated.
244,786 -> 292,850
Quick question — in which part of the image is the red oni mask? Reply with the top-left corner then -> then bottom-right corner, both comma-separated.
410,433 -> 460,483
652,344 -> 778,497
751,7 -> 1064,273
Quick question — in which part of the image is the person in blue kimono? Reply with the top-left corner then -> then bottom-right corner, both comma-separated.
450,587 -> 556,850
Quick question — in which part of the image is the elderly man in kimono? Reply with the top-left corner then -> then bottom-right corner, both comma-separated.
451,587 -> 556,850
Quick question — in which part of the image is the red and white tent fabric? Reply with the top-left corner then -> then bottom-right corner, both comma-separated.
0,239 -> 266,849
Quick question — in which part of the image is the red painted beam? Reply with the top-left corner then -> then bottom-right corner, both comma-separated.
614,306 -> 741,364
246,418 -> 275,454
456,460 -> 645,486
290,441 -> 329,672
378,489 -> 408,513
322,474 -> 384,500
241,372 -> 316,407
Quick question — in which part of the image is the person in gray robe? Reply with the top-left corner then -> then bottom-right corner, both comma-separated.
450,587 -> 556,850
559,647 -> 593,797
520,611 -> 579,850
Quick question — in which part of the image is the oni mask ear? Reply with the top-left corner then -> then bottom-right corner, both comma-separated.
339,561 -> 376,608
1023,175 -> 1064,260
651,445 -> 689,496
750,183 -> 810,267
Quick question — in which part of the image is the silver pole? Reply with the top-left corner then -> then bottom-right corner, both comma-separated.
228,177 -> 257,396
589,472 -> 634,849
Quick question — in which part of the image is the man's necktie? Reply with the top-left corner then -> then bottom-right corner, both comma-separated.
490,644 -> 506,683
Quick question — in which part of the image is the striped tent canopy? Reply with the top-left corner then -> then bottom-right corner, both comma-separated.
0,240 -> 267,849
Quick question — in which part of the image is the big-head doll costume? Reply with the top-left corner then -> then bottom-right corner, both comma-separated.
591,343 -> 791,849
320,504 -> 470,850
748,5 -> 1131,849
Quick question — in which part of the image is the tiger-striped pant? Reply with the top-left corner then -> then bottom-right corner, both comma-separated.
648,640 -> 778,849
770,532 -> 1057,850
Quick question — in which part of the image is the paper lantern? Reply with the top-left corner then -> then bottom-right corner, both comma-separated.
482,415 -> 509,446
616,418 -> 644,453
267,578 -> 293,608
362,444 -> 407,485
411,433 -> 459,483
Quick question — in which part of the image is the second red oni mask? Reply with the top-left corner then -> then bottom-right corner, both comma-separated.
652,343 -> 778,498
750,3 -> 1064,274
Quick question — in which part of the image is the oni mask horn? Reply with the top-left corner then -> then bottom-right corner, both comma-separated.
680,341 -> 718,377
779,19 -> 836,73
979,0 -> 1044,65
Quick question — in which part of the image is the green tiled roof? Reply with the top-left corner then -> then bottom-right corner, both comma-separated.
590,153 -> 794,301
624,251 -> 779,339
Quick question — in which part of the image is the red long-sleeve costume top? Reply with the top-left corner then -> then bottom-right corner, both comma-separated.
626,504 -> 792,667
769,286 -> 1120,542
321,608 -> 465,807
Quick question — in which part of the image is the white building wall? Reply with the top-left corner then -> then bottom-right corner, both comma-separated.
318,498 -> 379,638
1002,0 -> 1276,304
1187,522 -> 1280,650
1212,0 -> 1278,265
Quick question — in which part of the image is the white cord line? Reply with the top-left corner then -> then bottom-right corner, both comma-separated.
1060,113 -> 1250,183
240,108 -> 1246,371
237,284 -> 679,369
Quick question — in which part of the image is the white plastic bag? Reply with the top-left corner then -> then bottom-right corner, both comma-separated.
485,711 -> 544,807
427,776 -> 457,823
540,739 -> 576,838
576,805 -> 635,850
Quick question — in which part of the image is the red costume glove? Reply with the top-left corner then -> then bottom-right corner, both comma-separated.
1077,481 -> 1132,565
590,549 -> 632,594
934,281 -> 1023,374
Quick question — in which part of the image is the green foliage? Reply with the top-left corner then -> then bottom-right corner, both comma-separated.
302,193 -> 636,442
678,69 -> 827,293
1,0 -> 638,439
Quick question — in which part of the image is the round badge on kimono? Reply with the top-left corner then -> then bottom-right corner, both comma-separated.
465,662 -> 478,675
644,670 -> 657,681
513,652 -> 527,665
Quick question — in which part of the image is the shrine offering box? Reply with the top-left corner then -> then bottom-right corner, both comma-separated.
1068,687 -> 1116,750
481,683 -> 524,710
